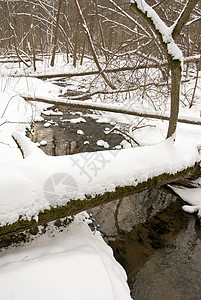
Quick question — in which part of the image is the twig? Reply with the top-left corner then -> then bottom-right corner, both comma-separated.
105,126 -> 140,146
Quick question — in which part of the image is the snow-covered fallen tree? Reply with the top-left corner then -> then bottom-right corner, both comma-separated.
22,94 -> 201,126
0,132 -> 200,247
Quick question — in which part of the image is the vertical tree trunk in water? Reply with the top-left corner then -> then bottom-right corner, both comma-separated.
167,60 -> 181,138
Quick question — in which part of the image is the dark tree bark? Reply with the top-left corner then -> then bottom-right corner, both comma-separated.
172,0 -> 200,40
50,0 -> 63,67
28,0 -> 36,71
167,60 -> 181,138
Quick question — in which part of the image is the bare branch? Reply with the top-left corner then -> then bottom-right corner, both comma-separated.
26,63 -> 167,80
73,0 -> 115,89
172,0 -> 200,40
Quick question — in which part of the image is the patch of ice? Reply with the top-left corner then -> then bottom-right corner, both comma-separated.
170,182 -> 201,218
70,111 -> 83,116
104,128 -> 111,134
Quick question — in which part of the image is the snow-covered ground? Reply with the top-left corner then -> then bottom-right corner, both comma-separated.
0,213 -> 131,300
0,54 -> 201,299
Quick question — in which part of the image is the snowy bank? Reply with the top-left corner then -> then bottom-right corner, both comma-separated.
0,213 -> 132,300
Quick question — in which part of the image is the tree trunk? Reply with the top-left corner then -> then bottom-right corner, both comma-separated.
167,60 -> 181,138
73,0 -> 115,89
50,0 -> 63,67
130,0 -> 199,139
28,0 -> 36,71
0,163 -> 200,248
23,94 -> 201,126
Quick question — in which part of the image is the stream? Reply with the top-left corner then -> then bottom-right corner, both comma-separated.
29,104 -> 201,300
90,192 -> 201,300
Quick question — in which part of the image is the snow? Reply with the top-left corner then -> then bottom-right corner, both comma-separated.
130,0 -> 183,61
0,74 -> 132,297
0,213 -> 132,300
170,178 -> 201,217
63,117 -> 86,124
77,129 -> 84,135
120,140 -> 132,149
43,122 -> 51,128
0,77 -> 60,162
17,93 -> 201,126
97,139 -> 110,149
0,132 -> 200,227
42,109 -> 63,116
40,140 -> 47,146
0,76 -> 61,100
0,52 -> 201,299
114,145 -> 122,150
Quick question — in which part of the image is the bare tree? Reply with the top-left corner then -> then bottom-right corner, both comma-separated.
130,0 -> 200,138
73,0 -> 115,89
50,0 -> 63,67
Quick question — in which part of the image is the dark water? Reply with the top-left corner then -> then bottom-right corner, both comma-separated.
29,105 -> 124,155
88,185 -> 201,299
108,197 -> 201,300
31,106 -> 201,300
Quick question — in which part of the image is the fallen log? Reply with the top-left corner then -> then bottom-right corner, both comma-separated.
23,95 -> 201,126
1,163 -> 200,248
0,132 -> 200,248
23,63 -> 165,79
13,55 -> 200,79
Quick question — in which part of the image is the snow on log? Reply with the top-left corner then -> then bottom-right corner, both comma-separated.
12,131 -> 46,159
0,132 -> 200,245
22,95 -> 201,126
130,0 -> 182,61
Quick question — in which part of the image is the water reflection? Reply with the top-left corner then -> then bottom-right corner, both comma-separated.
90,189 -> 201,300
109,199 -> 201,300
